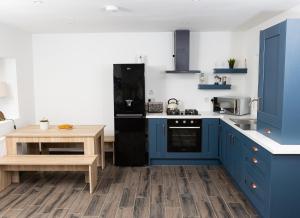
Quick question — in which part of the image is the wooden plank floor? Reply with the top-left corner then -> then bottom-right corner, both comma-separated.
0,165 -> 259,218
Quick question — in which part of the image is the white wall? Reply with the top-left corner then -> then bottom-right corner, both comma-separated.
32,32 -> 249,135
32,4 -> 300,136
0,23 -> 35,154
0,58 -> 19,119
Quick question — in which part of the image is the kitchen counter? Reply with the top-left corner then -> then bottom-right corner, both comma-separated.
146,112 -> 300,155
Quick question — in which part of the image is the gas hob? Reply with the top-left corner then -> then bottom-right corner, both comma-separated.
166,109 -> 199,116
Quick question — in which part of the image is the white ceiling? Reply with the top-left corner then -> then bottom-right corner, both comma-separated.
0,0 -> 299,33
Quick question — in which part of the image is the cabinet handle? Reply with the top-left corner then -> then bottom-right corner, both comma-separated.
264,128 -> 271,135
163,124 -> 165,136
252,146 -> 259,152
251,183 -> 257,189
252,157 -> 258,164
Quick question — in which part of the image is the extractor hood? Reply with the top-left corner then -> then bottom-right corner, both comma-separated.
166,30 -> 200,73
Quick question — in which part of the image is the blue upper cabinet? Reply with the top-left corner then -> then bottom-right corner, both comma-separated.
257,20 -> 300,144
258,22 -> 285,128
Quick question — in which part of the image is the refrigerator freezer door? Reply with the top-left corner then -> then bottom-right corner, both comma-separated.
114,117 -> 146,166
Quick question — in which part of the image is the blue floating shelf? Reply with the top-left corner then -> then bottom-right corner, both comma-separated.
213,68 -> 247,74
198,84 -> 231,90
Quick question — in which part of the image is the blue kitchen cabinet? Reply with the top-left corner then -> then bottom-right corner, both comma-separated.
220,121 -> 244,184
231,136 -> 244,185
219,123 -> 230,169
258,20 -> 300,144
201,119 -> 219,159
148,118 -> 167,160
148,118 -> 219,165
221,120 -> 300,218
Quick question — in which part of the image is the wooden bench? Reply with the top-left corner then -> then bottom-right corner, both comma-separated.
0,155 -> 98,194
104,136 -> 115,164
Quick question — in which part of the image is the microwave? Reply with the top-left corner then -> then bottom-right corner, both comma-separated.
212,97 -> 251,115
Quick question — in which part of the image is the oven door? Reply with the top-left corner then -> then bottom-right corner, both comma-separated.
167,119 -> 201,152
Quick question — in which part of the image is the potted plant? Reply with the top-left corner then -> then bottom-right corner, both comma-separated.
228,58 -> 236,69
40,118 -> 49,130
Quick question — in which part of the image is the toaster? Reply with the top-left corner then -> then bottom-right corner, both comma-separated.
147,102 -> 164,113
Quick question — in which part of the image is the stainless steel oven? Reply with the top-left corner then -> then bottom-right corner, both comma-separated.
167,119 -> 201,152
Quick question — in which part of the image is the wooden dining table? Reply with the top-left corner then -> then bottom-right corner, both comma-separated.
5,125 -> 105,182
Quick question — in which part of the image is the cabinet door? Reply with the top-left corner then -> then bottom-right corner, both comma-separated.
220,125 -> 232,170
227,129 -> 237,178
231,135 -> 244,184
220,124 -> 244,183
148,119 -> 167,158
258,21 -> 286,128
202,119 -> 219,158
219,123 -> 226,163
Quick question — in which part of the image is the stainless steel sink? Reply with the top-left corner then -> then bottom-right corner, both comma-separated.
229,118 -> 257,130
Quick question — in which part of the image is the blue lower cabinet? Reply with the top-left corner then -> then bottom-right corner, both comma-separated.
201,119 -> 219,159
148,118 -> 167,160
232,137 -> 245,186
268,155 -> 300,218
148,118 -> 220,165
220,121 -> 244,184
221,120 -> 300,218
149,118 -> 300,218
220,123 -> 231,169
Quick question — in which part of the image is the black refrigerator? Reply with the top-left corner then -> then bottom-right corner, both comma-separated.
113,64 -> 146,166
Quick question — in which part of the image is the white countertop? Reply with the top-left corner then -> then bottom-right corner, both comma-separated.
146,112 -> 300,155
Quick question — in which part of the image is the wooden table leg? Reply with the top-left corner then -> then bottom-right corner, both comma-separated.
89,161 -> 97,194
0,167 -> 11,191
6,138 -> 17,155
84,132 -> 105,170
5,138 -> 20,183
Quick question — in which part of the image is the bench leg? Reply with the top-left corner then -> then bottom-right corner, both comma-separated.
100,133 -> 105,170
85,172 -> 89,183
0,167 -> 11,191
11,172 -> 20,183
89,161 -> 97,194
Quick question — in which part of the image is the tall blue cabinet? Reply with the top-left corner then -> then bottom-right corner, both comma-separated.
258,19 -> 300,144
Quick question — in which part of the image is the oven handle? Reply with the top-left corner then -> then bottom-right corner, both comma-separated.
168,126 -> 201,129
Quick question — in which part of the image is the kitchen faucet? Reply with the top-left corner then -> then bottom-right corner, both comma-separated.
249,97 -> 260,111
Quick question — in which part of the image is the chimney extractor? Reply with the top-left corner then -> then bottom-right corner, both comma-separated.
166,30 -> 200,73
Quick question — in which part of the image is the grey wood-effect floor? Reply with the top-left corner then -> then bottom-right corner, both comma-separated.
0,165 -> 259,218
